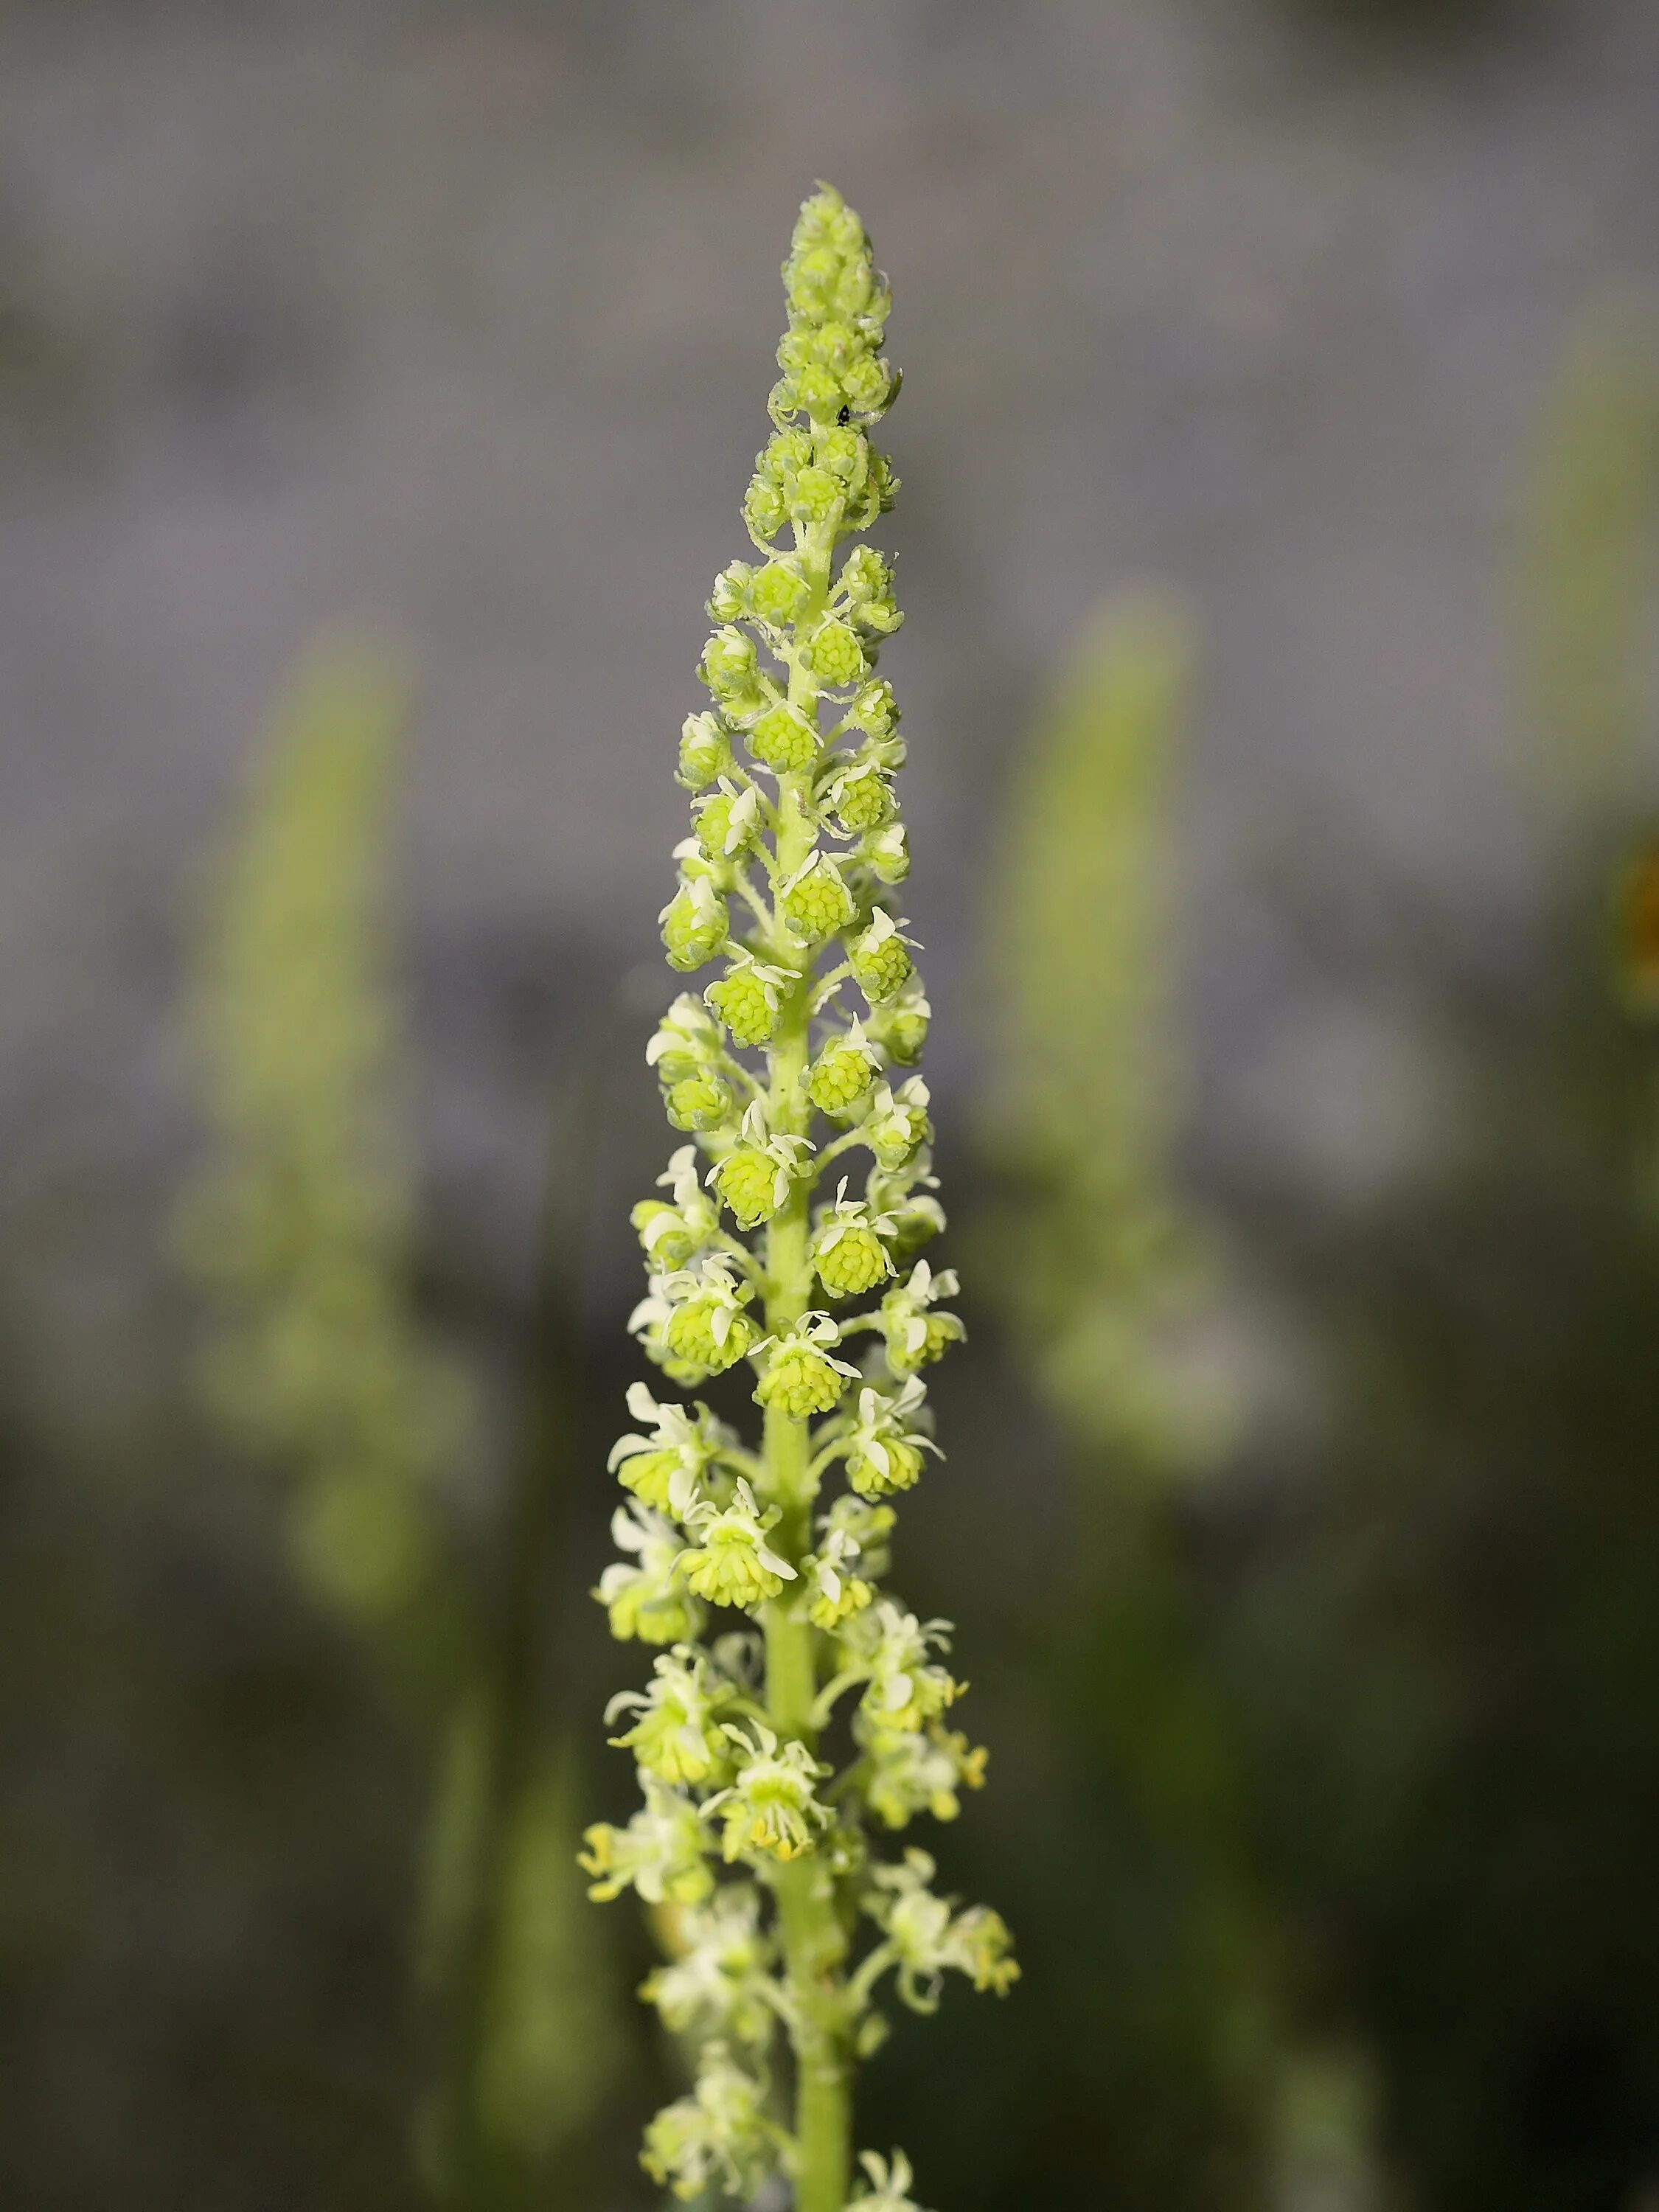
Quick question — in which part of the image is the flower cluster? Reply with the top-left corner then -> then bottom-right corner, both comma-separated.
585,185 -> 1013,2209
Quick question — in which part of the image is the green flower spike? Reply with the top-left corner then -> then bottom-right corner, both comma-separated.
590,184 -> 1012,2212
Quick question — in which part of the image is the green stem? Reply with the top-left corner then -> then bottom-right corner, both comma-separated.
754,543 -> 854,2209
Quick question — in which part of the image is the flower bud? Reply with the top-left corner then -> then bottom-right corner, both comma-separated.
743,476 -> 787,543
712,1145 -> 789,1230
746,701 -> 818,774
790,462 -> 844,523
700,627 -> 761,711
660,879 -> 729,972
692,782 -> 762,865
827,764 -> 894,835
749,560 -> 809,627
807,1020 -> 880,1116
807,619 -> 867,689
706,958 -> 790,1048
849,679 -> 899,737
665,1074 -> 735,1134
678,712 -> 734,792
814,1220 -> 891,1300
707,561 -> 754,622
754,1321 -> 858,1416
850,909 -> 914,1003
867,987 -> 930,1065
782,852 -> 857,942
861,821 -> 909,885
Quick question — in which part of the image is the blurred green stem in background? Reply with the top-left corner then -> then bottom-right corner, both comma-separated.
984,595 -> 1383,2210
1517,300 -> 1659,830
178,637 -> 619,2209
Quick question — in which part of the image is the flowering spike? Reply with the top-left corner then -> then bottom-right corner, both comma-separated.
588,184 -> 1012,2212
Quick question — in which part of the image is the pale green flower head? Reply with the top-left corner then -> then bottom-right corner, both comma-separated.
588,182 -> 1012,2212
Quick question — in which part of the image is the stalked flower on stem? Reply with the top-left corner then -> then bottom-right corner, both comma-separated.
582,184 -> 1014,2211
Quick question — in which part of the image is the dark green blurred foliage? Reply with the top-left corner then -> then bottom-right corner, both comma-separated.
178,639 -> 624,2211
930,597 -> 1289,2209
1217,867 -> 1659,2212
1211,310 -> 1659,2212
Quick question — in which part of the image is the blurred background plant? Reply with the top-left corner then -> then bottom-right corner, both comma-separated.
178,637 -> 625,2211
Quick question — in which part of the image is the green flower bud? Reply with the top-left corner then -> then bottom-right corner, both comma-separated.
631,1200 -> 703,1272
661,879 -> 729,972
743,476 -> 787,543
607,1646 -> 735,1787
754,1321 -> 858,1416
861,821 -> 909,885
760,427 -> 815,481
749,560 -> 809,627
678,712 -> 734,792
747,701 -> 818,773
707,561 -> 754,621
867,1078 -> 931,1172
827,765 -> 894,835
814,1220 -> 891,1300
841,351 -> 893,417
681,1481 -> 796,1610
712,1144 -> 790,1229
700,627 -> 760,709
847,1433 -> 925,1500
787,365 -> 845,424
867,987 -> 930,1065
706,957 -> 791,1048
790,464 -> 844,523
692,783 -> 762,866
807,619 -> 867,689
838,544 -> 891,608
666,1298 -> 757,1376
816,425 -> 869,484
782,852 -> 856,942
807,1019 -> 880,1116
595,1506 -> 705,1646
665,1074 -> 734,1134
849,679 -> 898,737
850,910 -> 914,1003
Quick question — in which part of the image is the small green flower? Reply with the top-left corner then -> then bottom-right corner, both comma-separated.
594,1503 -> 704,1645
580,1781 -> 714,1905
880,1261 -> 964,1376
850,2149 -> 933,2212
754,1314 -> 859,1416
859,1722 -> 987,1831
709,1110 -> 812,1228
607,1645 -> 737,1788
808,618 -> 867,688
808,1015 -> 881,1115
850,908 -> 916,1003
632,1259 -> 758,1380
746,700 -> 818,773
680,1479 -> 796,1609
749,559 -> 809,627
705,1722 -> 832,1863
862,821 -> 909,885
866,1077 -> 932,1172
865,1849 -> 1020,2011
849,678 -> 899,737
641,2043 -> 777,2202
867,984 -> 930,1065
827,763 -> 894,835
782,850 -> 857,942
706,953 -> 794,1048
608,1377 -> 731,1520
707,560 -> 755,622
661,878 -> 729,972
639,1885 -> 775,2047
700,625 -> 760,707
842,1377 -> 942,1500
692,779 -> 763,864
664,1073 -> 735,1134
812,1183 -> 897,1300
678,710 -> 734,791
